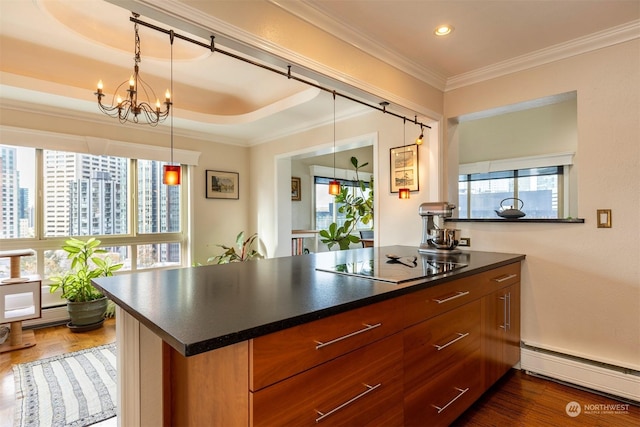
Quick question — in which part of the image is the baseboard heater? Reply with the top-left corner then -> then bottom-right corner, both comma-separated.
521,342 -> 640,404
22,305 -> 69,329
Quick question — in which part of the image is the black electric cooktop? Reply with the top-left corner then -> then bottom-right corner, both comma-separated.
316,255 -> 468,284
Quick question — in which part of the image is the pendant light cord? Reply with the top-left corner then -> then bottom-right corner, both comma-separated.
403,117 -> 407,179
170,30 -> 174,165
333,91 -> 336,179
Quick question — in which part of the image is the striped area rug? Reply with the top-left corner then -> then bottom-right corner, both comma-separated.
13,343 -> 116,427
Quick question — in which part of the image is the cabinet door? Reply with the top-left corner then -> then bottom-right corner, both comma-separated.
483,283 -> 520,388
404,299 -> 483,427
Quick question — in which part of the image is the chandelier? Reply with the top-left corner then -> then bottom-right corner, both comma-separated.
95,13 -> 171,126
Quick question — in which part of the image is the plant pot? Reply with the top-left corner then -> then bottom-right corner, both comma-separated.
67,296 -> 107,327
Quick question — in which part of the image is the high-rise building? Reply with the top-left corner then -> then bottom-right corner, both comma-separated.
0,146 -> 19,238
43,151 -> 127,237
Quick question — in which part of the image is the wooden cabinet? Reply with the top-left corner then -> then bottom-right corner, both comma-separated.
404,299 -> 483,426
164,261 -> 521,427
402,262 -> 521,426
483,282 -> 521,388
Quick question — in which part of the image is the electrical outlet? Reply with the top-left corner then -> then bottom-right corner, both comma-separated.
459,237 -> 471,247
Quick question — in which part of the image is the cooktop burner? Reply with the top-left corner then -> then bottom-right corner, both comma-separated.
316,256 -> 468,284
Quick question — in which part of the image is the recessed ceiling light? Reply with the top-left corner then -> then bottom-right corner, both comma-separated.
434,25 -> 454,36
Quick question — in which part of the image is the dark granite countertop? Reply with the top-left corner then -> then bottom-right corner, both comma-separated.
93,246 -> 524,357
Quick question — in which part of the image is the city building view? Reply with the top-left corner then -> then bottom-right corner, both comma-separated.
0,145 -> 181,280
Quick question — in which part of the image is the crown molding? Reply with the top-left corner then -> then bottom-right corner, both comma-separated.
267,0 -> 448,91
446,19 -> 640,91
267,3 -> 639,92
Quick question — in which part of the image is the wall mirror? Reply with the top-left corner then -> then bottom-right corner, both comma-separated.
447,91 -> 579,221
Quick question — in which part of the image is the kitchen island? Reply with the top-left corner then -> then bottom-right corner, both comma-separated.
94,246 -> 524,426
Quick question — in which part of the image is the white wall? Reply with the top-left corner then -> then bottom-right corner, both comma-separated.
444,40 -> 640,370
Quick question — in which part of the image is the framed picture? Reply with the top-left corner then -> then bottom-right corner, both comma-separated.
390,144 -> 419,193
291,177 -> 301,201
206,170 -> 239,199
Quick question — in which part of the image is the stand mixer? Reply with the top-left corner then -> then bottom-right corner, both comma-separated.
418,202 -> 461,254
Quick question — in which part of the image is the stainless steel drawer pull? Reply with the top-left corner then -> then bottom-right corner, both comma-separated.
315,323 -> 382,349
506,292 -> 511,330
432,291 -> 470,304
315,383 -> 381,422
433,332 -> 469,351
493,273 -> 518,283
432,387 -> 469,414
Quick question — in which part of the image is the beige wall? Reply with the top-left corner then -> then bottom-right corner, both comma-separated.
249,109 -> 439,258
444,40 -> 640,370
179,0 -> 443,117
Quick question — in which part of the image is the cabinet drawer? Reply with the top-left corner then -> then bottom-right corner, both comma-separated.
251,334 -> 404,427
403,262 -> 521,326
250,297 -> 404,390
482,262 -> 521,293
404,353 -> 483,427
403,275 -> 481,326
404,298 -> 481,391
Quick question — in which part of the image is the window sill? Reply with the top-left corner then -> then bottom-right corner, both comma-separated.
445,218 -> 585,223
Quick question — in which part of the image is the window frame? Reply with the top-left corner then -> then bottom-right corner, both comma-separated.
0,127 -> 199,308
458,166 -> 565,219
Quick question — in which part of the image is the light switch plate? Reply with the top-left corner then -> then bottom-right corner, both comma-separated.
597,209 -> 612,228
459,237 -> 471,247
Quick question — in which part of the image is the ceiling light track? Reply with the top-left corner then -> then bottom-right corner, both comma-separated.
130,15 -> 431,131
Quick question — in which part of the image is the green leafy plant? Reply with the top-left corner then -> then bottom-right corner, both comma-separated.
319,156 -> 374,250
208,231 -> 264,264
49,237 -> 123,302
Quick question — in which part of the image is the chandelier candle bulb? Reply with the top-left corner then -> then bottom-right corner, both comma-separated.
96,80 -> 103,94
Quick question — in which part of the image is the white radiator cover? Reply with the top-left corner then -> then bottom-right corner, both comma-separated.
22,305 -> 69,328
521,343 -> 640,402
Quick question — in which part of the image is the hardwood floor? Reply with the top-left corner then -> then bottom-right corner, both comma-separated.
0,318 -> 115,427
455,369 -> 639,426
1,320 -> 637,427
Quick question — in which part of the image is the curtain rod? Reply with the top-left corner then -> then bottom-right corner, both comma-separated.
131,16 -> 431,130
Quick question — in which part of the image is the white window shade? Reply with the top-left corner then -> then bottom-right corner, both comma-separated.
459,152 -> 574,175
0,125 -> 200,165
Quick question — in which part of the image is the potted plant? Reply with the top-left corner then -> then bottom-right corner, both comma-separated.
50,237 -> 123,329
208,231 -> 264,264
319,157 -> 374,250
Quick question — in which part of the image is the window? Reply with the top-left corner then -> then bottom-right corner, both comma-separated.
314,177 -> 371,230
44,150 -> 129,237
1,146 -> 35,240
0,143 -> 185,288
458,166 -> 563,219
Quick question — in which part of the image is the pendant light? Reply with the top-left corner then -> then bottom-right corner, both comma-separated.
415,125 -> 424,146
328,91 -> 341,195
162,31 -> 180,185
398,118 -> 410,199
